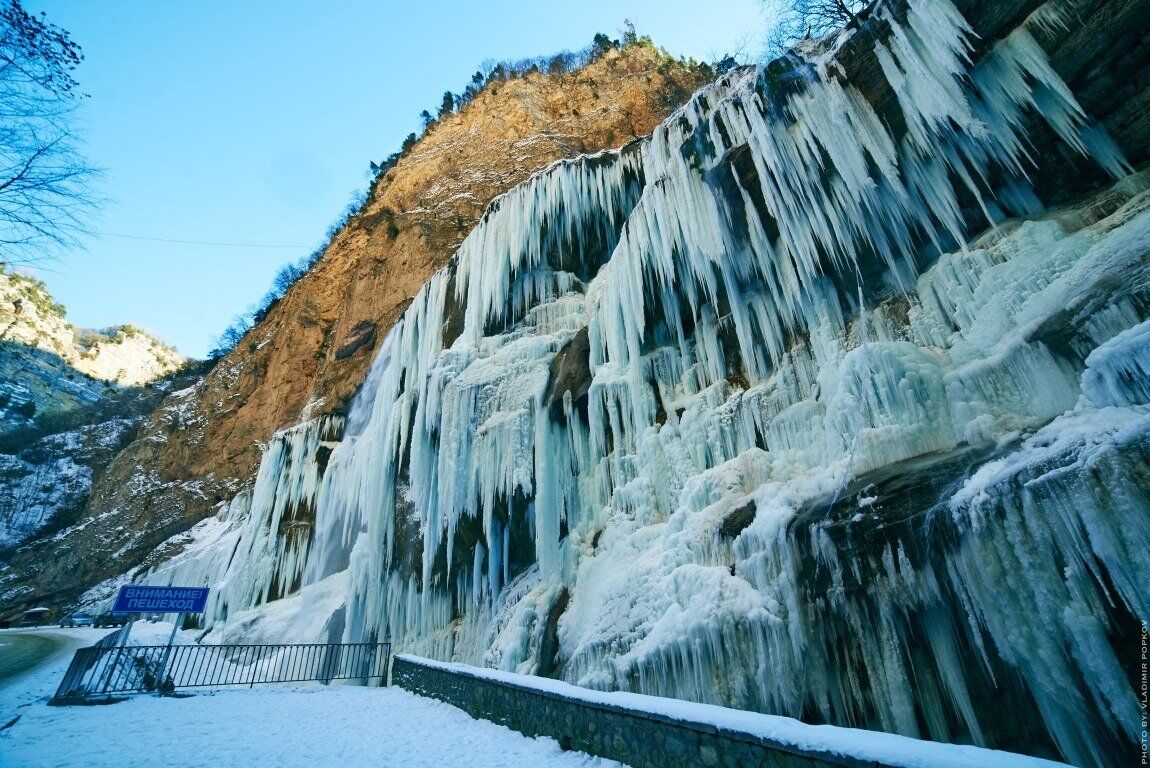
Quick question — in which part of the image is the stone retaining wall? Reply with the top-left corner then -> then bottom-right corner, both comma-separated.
391,655 -> 869,768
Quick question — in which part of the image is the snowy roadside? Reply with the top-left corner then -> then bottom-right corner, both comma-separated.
0,626 -> 118,702
0,628 -> 623,768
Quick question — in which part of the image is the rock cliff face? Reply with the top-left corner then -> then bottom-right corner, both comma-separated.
0,44 -> 713,619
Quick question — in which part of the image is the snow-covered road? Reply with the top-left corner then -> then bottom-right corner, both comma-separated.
0,632 -> 74,685
0,629 -> 622,768
0,627 -> 113,691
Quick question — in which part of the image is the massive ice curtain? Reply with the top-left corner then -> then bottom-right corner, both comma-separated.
120,1 -> 1147,764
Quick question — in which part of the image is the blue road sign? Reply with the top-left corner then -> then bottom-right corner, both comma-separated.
112,585 -> 209,614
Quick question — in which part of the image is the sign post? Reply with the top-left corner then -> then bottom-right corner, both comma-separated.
110,585 -> 210,694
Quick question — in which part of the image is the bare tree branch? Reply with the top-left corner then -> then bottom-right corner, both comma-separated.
0,0 -> 97,263
761,0 -> 873,59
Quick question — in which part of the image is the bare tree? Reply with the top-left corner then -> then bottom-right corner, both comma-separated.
762,0 -> 872,58
0,0 -> 97,262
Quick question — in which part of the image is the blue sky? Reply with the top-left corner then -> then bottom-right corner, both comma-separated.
26,0 -> 765,358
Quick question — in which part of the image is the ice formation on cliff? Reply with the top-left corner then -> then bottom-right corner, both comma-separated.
127,1 -> 1147,764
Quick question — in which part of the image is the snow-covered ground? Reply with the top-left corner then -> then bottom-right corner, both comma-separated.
0,628 -> 619,768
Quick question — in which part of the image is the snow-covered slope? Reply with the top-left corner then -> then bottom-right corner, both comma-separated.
0,419 -> 131,550
0,267 -> 190,553
111,1 -> 1147,765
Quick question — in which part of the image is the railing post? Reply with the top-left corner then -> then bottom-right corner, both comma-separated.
96,643 -> 127,695
154,611 -> 184,694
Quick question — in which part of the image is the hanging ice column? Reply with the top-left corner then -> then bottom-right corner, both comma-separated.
138,1 -> 1148,765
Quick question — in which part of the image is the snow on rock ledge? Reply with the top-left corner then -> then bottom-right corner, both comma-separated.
1081,319 -> 1150,407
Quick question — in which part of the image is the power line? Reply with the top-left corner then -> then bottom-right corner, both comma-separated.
96,231 -> 311,249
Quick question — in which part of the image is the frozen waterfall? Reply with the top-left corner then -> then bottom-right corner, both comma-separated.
130,1 -> 1147,765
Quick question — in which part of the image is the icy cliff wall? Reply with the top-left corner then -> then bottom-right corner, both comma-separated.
122,1 -> 1147,765
0,43 -> 715,623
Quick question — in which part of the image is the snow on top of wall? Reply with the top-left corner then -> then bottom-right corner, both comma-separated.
397,654 -> 1068,768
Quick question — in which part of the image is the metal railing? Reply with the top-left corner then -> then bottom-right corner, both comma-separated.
51,641 -> 390,703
